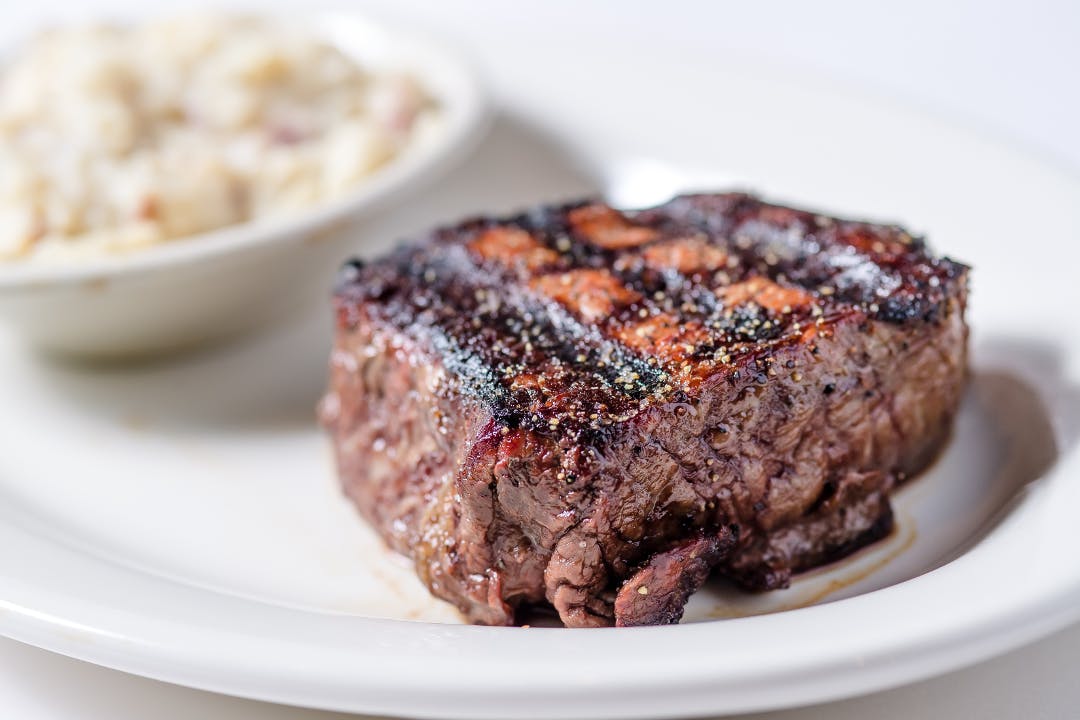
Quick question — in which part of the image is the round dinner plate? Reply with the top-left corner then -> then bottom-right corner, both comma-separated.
1,16 -> 1080,720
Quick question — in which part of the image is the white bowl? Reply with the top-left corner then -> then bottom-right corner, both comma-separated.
0,12 -> 488,359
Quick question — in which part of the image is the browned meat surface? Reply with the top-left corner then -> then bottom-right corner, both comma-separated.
614,528 -> 737,627
320,193 -> 970,628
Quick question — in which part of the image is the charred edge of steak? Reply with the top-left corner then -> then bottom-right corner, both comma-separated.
323,192 -> 970,627
615,526 -> 738,626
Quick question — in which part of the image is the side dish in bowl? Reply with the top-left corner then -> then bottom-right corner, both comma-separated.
0,13 -> 486,357
0,14 -> 434,262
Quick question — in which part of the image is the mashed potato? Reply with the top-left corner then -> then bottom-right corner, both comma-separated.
0,15 -> 434,261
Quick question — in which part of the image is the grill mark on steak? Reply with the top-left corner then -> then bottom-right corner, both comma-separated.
343,243 -> 668,435
324,192 -> 969,627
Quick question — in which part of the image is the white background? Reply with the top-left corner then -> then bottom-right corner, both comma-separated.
2,1 -> 1078,718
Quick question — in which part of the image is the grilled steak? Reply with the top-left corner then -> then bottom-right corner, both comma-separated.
320,193 -> 969,627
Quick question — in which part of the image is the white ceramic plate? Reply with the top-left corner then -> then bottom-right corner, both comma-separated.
1,45 -> 1079,720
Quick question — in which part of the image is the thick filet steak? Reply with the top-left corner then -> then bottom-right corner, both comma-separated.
320,193 -> 969,627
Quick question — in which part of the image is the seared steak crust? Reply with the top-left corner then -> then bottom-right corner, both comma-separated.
321,193 -> 969,627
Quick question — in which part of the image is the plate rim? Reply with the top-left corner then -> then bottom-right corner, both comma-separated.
2,479 -> 1079,720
